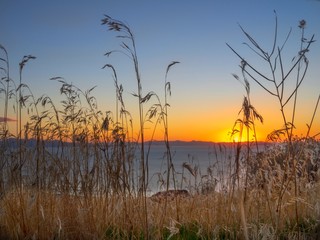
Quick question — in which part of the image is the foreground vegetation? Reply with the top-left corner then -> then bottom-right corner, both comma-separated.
1,178 -> 320,239
0,13 -> 320,239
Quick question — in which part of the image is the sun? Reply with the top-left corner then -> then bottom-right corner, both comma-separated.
216,128 -> 262,143
214,129 -> 234,143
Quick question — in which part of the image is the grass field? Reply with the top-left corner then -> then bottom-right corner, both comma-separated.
0,14 -> 320,239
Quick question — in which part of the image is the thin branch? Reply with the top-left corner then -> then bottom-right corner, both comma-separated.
307,94 -> 320,138
269,10 -> 278,57
282,59 -> 309,107
281,34 -> 314,83
239,24 -> 269,60
226,43 -> 274,82
277,47 -> 285,101
241,67 -> 277,96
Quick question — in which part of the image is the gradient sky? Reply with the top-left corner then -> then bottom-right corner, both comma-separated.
1,0 -> 320,142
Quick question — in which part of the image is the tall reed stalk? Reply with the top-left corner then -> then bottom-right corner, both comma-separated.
227,12 -> 317,232
101,15 -> 158,237
18,55 -> 36,188
0,45 -> 10,195
0,45 -> 10,137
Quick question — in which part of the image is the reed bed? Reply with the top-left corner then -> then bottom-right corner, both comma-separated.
1,180 -> 320,239
0,14 -> 320,239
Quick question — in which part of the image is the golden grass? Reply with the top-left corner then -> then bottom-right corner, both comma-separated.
1,183 -> 319,239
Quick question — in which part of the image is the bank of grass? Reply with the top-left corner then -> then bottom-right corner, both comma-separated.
1,181 -> 320,239
1,14 -> 320,239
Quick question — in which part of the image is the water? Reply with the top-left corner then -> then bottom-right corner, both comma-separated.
143,141 -> 271,194
4,138 -> 320,195
143,141 -> 236,193
2,139 -> 270,194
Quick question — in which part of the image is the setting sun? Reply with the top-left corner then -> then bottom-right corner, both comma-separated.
215,128 -> 262,143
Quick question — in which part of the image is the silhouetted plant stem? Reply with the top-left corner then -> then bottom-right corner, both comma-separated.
101,15 -> 151,237
161,61 -> 179,221
0,45 -> 10,136
18,55 -> 35,189
290,20 -> 307,229
306,94 -> 320,138
228,14 -> 316,233
0,45 -> 10,194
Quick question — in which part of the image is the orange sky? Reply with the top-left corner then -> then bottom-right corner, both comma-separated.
3,101 -> 319,143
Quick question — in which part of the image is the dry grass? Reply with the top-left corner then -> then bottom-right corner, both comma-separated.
1,183 -> 320,239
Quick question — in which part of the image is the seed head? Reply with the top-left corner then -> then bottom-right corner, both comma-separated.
299,19 -> 306,29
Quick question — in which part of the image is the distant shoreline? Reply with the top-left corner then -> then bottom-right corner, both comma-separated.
0,138 -> 271,147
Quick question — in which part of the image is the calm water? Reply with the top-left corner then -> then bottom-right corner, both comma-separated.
143,141 -> 271,193
4,139 -> 269,194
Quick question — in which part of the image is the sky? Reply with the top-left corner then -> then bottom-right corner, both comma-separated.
0,0 -> 320,142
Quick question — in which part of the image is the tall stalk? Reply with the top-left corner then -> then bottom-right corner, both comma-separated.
0,45 -> 10,194
230,73 -> 263,240
227,12 -> 315,231
18,55 -> 36,188
146,61 -> 180,222
0,45 -> 10,136
289,19 -> 307,231
101,15 -> 154,237
163,61 -> 179,193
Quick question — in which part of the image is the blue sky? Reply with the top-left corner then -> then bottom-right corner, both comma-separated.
1,0 -> 320,141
